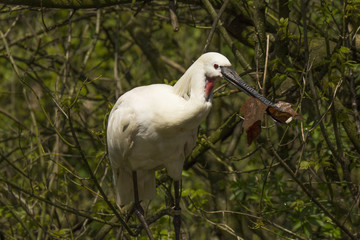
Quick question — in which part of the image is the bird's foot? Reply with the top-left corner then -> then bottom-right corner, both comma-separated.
173,207 -> 181,240
134,202 -> 145,216
134,203 -> 154,240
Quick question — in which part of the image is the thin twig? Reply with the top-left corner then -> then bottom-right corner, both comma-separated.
169,0 -> 179,32
203,0 -> 231,53
0,200 -> 37,240
81,9 -> 101,72
307,79 -> 343,134
260,34 -> 270,92
0,108 -> 29,131
67,110 -> 135,236
0,178 -> 122,228
201,0 -> 252,71
0,30 -> 75,147
0,13 -> 90,53
271,147 -> 355,239
3,12 -> 20,38
160,55 -> 186,73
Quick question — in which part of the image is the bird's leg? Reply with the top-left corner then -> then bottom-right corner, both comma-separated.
132,171 -> 143,215
132,171 -> 154,240
173,180 -> 181,240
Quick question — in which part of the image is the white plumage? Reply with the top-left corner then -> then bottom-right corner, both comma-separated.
107,52 -> 232,205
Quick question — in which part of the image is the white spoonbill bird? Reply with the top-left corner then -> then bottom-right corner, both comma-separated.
107,52 -> 275,239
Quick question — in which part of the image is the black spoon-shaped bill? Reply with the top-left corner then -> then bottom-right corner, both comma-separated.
220,66 -> 275,108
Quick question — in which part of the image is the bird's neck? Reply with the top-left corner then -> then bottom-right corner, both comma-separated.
167,62 -> 212,132
173,62 -> 207,102
173,68 -> 192,100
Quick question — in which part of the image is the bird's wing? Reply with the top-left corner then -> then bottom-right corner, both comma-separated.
107,99 -> 136,168
184,128 -> 198,158
107,98 -> 139,205
128,84 -> 210,136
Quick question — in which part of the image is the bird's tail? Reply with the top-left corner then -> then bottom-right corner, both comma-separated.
113,168 -> 156,205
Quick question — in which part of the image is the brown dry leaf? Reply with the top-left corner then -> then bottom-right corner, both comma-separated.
245,120 -> 262,145
241,97 -> 267,145
241,99 -> 304,144
266,101 -> 304,124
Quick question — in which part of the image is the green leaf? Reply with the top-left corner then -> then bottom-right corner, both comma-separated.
300,161 -> 311,170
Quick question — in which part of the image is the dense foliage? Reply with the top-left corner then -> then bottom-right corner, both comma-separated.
0,0 -> 359,239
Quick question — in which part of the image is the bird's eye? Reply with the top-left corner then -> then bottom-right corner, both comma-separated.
214,64 -> 219,69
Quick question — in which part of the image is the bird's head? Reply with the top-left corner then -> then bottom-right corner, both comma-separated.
196,52 -> 232,101
175,52 -> 274,107
198,52 -> 232,79
199,52 -> 275,107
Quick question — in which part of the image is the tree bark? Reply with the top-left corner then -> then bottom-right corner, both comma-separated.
0,0 -> 134,8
